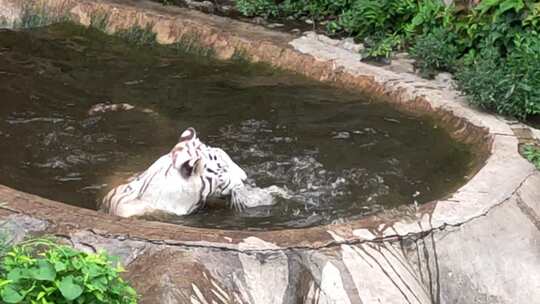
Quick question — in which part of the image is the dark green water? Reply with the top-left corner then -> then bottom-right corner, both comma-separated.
0,23 -> 475,230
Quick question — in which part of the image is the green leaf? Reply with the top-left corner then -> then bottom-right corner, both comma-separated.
7,269 -> 24,282
1,285 -> 25,303
497,0 -> 524,17
72,257 -> 84,270
85,264 -> 103,278
0,279 -> 12,289
31,260 -> 56,281
476,0 -> 501,16
58,275 -> 83,300
54,261 -> 67,272
37,290 -> 46,300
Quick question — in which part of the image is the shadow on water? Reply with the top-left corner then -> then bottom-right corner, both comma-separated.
0,23 -> 476,230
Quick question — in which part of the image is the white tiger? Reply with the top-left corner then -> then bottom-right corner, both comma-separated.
100,127 -> 248,218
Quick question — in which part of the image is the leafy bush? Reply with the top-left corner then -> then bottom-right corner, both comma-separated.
410,27 -> 460,78
362,33 -> 402,60
0,239 -> 137,304
456,32 -> 540,119
330,0 -> 419,56
280,0 -> 349,20
0,231 -> 8,258
156,0 -> 184,5
233,0 -> 540,120
16,3 -> 69,29
89,11 -> 110,33
235,0 -> 279,18
403,0 -> 453,36
116,24 -> 157,46
523,144 -> 540,169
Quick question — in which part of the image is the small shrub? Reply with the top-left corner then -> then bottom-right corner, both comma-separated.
16,4 -> 69,29
456,32 -> 540,119
0,239 -> 137,304
280,0 -> 347,20
410,27 -> 460,78
172,33 -> 215,57
522,144 -> 540,169
403,0 -> 452,37
235,0 -> 279,18
334,0 -> 417,39
89,11 -> 110,33
455,46 -> 509,113
362,34 -> 402,60
116,24 -> 157,46
0,230 -> 9,258
156,0 -> 184,5
233,0 -> 540,120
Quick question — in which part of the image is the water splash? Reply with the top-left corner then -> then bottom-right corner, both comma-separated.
214,119 -> 392,220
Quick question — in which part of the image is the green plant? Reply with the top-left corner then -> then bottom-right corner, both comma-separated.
327,0 -> 418,59
335,0 -> 416,36
475,0 -> 530,22
522,144 -> 540,169
116,24 -> 157,46
404,0 -> 453,38
0,230 -> 9,258
362,33 -> 402,60
234,0 -> 540,119
89,11 -> 110,33
281,0 -> 348,20
172,33 -> 215,57
156,0 -> 183,5
410,27 -> 460,77
0,16 -> 9,28
523,2 -> 540,27
0,239 -> 137,304
456,31 -> 540,119
16,3 -> 69,29
235,0 -> 279,18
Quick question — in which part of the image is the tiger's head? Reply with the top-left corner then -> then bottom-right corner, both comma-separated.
170,128 -> 247,203
102,127 -> 248,218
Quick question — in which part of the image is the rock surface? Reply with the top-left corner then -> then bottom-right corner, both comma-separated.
0,0 -> 539,303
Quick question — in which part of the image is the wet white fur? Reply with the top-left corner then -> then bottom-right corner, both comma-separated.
101,128 -> 247,218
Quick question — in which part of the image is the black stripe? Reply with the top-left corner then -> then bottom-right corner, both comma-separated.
222,178 -> 231,192
138,169 -> 160,198
165,163 -> 173,176
108,187 -> 118,202
205,176 -> 213,195
114,192 -> 130,214
198,176 -> 206,204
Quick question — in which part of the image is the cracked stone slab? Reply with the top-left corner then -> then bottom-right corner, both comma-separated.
410,197 -> 540,304
0,214 -> 49,244
0,0 -> 539,303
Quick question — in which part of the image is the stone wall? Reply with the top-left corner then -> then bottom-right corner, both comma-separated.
0,0 -> 539,303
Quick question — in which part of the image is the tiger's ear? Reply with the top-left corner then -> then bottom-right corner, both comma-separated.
179,127 -> 197,142
180,158 -> 203,179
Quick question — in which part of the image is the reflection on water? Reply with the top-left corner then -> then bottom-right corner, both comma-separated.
0,23 -> 475,229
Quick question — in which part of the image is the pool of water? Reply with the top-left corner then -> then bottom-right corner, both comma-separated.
0,23 -> 476,230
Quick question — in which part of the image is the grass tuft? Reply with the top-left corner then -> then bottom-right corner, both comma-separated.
115,24 -> 157,46
171,33 -> 215,57
89,11 -> 110,32
522,144 -> 540,170
16,3 -> 69,29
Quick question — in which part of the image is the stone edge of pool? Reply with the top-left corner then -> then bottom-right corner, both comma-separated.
0,0 -> 538,252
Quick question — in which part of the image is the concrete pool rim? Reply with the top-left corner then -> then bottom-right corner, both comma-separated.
0,0 -> 538,253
